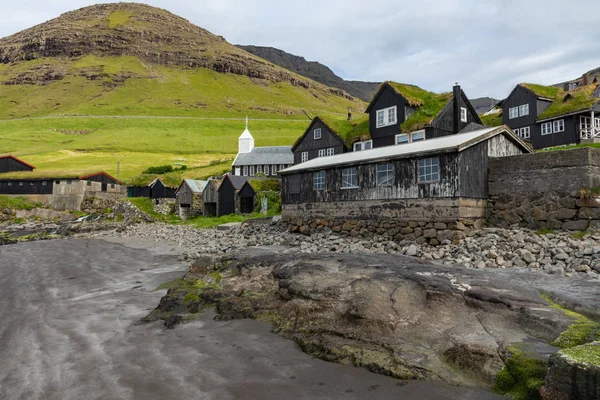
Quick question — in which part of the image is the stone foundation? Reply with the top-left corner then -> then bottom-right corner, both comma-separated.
282,198 -> 486,244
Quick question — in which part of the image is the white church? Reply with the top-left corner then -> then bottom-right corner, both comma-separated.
231,118 -> 294,178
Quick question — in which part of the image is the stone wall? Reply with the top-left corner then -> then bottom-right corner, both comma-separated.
488,148 -> 600,230
154,198 -> 176,215
282,197 -> 486,243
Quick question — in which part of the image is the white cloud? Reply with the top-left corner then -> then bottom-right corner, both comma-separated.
1,0 -> 598,99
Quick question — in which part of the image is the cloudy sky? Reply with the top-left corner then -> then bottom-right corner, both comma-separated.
2,0 -> 599,99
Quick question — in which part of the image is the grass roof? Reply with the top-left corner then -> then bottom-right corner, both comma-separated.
0,171 -> 85,180
385,82 -> 431,107
315,115 -> 370,147
521,83 -> 560,99
480,112 -> 503,127
538,83 -> 600,120
401,92 -> 452,132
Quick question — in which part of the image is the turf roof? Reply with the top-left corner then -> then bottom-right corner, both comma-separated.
537,83 -> 600,120
295,115 -> 370,148
520,83 -> 560,100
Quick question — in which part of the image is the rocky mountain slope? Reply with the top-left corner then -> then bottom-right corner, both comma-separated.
0,3 -> 364,118
238,45 -> 380,102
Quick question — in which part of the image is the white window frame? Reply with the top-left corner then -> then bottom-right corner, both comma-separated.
411,130 -> 425,142
513,128 -> 520,136
375,106 -> 397,128
272,165 -> 278,175
318,149 -> 326,157
243,166 -> 248,176
353,140 -> 373,151
301,152 -> 308,163
264,165 -> 269,176
249,165 -> 255,176
314,128 -> 322,140
418,157 -> 440,183
541,122 -> 553,135
395,133 -> 409,145
257,165 -> 262,174
509,106 -> 519,119
313,171 -> 325,191
341,167 -> 358,189
553,119 -> 564,133
519,104 -> 530,117
595,118 -> 600,129
520,126 -> 530,139
326,148 -> 334,156
460,107 -> 467,122
376,163 -> 394,186
7,182 -> 12,186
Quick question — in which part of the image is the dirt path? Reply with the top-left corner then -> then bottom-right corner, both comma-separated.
0,238 -> 504,400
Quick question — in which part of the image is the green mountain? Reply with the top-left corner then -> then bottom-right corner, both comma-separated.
237,45 -> 380,102
0,3 -> 365,181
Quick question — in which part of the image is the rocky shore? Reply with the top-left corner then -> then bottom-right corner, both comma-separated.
115,222 -> 600,278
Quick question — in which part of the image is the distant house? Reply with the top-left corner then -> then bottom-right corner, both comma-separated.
79,171 -> 121,191
231,119 -> 294,177
0,155 -> 36,173
127,178 -> 176,199
217,174 -> 254,216
202,178 -> 220,217
176,179 -> 207,220
280,126 -> 531,225
365,82 -> 482,147
292,116 -> 372,164
502,83 -> 600,149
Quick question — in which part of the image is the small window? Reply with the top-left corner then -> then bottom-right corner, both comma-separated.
509,106 -> 519,119
257,165 -> 262,174
353,140 -> 373,151
55,181 -> 60,185
272,165 -> 278,174
460,107 -> 467,122
67,180 -> 72,185
326,148 -> 334,156
301,151 -> 308,162
341,167 -> 358,188
313,171 -> 325,191
541,122 -> 553,135
86,181 -> 92,186
7,182 -> 12,186
519,104 -> 530,117
280,164 -> 285,171
553,119 -> 564,133
418,157 -> 440,183
42,181 -> 47,186
376,163 -> 394,186
513,128 -> 520,136
314,128 -> 322,140
19,182 -> 23,186
30,182 -> 34,186
520,126 -> 530,139
111,184 -> 115,188
249,166 -> 255,176
264,165 -> 269,176
375,106 -> 397,128
395,134 -> 409,145
243,166 -> 248,176
411,130 -> 425,142
318,149 -> 326,157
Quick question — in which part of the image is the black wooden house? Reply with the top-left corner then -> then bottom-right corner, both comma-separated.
280,126 -> 531,223
217,174 -> 251,216
292,117 -> 350,165
0,155 -> 36,173
127,178 -> 176,199
365,82 -> 482,148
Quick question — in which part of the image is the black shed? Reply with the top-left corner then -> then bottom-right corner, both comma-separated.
238,181 -> 256,214
217,174 -> 248,216
0,155 -> 36,173
128,178 -> 175,199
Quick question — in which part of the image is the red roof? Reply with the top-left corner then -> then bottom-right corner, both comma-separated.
79,171 -> 122,185
0,155 -> 36,170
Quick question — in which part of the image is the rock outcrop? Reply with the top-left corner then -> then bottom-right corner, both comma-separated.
144,247 -> 600,391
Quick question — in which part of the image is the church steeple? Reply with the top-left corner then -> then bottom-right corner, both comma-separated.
238,116 -> 254,154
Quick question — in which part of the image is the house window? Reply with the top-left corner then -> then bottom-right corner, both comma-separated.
519,126 -> 530,139
264,165 -> 269,176
376,163 -> 394,186
243,166 -> 248,176
553,119 -> 565,133
314,128 -> 322,140
375,106 -> 397,128
411,130 -> 425,142
509,107 -> 519,119
313,171 -> 325,191
595,118 -> 600,129
541,122 -> 553,135
353,140 -> 372,151
55,181 -> 60,185
7,182 -> 12,186
418,157 -> 440,183
341,167 -> 358,189
249,165 -> 255,176
257,165 -> 262,174
19,182 -> 23,186
326,148 -> 334,156
301,151 -> 308,162
42,182 -> 47,186
280,164 -> 286,171
318,149 -> 326,157
395,134 -> 409,145
110,184 -> 115,188
513,128 -> 520,136
272,165 -> 278,174
67,180 -> 72,185
519,104 -> 530,117
460,107 -> 467,122
86,181 -> 92,186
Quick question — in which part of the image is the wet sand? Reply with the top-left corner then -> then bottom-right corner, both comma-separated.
0,238 -> 504,399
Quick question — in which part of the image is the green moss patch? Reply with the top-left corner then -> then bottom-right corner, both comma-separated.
316,115 -> 370,147
541,294 -> 600,349
520,83 -> 600,120
108,11 -> 133,29
481,112 -> 503,127
0,195 -> 44,211
560,342 -> 600,365
493,346 -> 547,400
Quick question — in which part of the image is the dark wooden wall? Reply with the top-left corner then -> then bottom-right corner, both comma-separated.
177,183 -> 192,205
368,86 -> 408,148
218,178 -> 236,216
293,119 -> 346,164
458,142 -> 489,199
533,115 -> 580,149
503,85 -> 539,129
0,179 -> 53,195
0,158 -> 34,173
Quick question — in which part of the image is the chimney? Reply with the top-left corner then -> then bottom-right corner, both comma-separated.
347,107 -> 352,121
582,73 -> 590,86
453,82 -> 461,134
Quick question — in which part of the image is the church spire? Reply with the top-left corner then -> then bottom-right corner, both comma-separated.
246,115 -> 249,130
